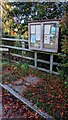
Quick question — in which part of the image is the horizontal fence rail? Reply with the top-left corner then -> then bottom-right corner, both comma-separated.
0,37 -> 61,75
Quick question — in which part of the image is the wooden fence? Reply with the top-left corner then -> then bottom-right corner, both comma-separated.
0,38 -> 61,75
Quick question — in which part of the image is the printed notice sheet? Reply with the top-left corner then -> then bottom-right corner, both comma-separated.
44,25 -> 50,34
31,34 -> 36,43
31,25 -> 35,34
51,26 -> 56,34
36,33 -> 40,40
36,25 -> 41,34
44,35 -> 50,44
36,25 -> 41,40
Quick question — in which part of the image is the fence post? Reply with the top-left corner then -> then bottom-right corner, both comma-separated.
34,51 -> 37,68
8,48 -> 11,63
50,53 -> 53,74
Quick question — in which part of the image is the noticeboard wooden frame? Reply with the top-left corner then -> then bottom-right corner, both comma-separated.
28,20 -> 59,53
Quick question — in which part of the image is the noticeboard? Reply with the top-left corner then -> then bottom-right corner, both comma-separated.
28,21 -> 59,53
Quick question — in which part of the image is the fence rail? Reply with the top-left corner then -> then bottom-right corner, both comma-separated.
1,37 -> 60,75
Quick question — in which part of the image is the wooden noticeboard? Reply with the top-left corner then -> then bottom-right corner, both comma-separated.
28,20 -> 59,53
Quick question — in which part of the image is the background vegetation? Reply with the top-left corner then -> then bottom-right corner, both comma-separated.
1,1 -> 68,84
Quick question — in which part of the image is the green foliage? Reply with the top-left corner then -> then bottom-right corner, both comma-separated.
14,41 -> 21,47
2,34 -> 16,38
59,13 -> 68,85
20,63 -> 28,70
64,81 -> 68,88
2,60 -> 10,68
2,2 -> 67,36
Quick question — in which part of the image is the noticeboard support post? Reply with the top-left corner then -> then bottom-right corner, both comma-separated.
50,53 -> 53,74
34,51 -> 37,68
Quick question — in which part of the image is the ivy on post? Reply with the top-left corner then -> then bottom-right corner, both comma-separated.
59,12 -> 68,84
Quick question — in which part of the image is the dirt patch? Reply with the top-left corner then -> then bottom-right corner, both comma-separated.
25,75 -> 40,84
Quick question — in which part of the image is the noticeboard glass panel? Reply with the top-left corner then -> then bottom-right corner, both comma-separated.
43,22 -> 59,52
30,24 -> 41,49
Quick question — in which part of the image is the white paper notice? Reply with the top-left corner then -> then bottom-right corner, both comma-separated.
31,25 -> 35,34
44,35 -> 50,44
36,25 -> 41,40
44,25 -> 50,34
36,25 -> 41,34
36,33 -> 40,40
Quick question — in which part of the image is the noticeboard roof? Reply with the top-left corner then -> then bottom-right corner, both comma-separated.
28,19 -> 61,23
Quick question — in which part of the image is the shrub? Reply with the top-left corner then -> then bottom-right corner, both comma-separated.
59,13 -> 68,87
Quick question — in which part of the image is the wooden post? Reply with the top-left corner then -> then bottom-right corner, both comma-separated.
8,48 -> 11,63
50,54 -> 53,74
34,51 -> 37,68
